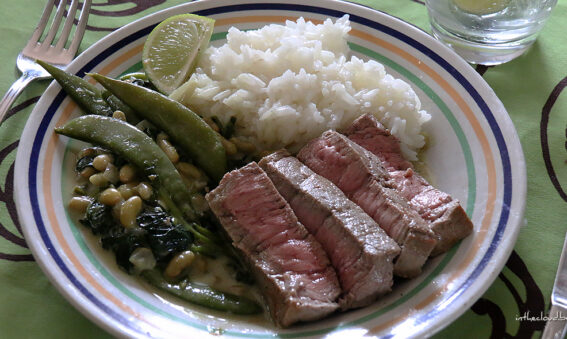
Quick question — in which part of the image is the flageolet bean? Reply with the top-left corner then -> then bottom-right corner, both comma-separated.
112,200 -> 123,220
68,196 -> 93,213
78,147 -> 96,159
89,173 -> 109,187
112,110 -> 127,121
92,154 -> 113,171
156,132 -> 169,142
220,137 -> 237,156
135,182 -> 153,200
176,162 -> 201,179
80,166 -> 96,178
119,164 -> 137,183
99,188 -> 123,206
230,137 -> 255,153
164,250 -> 195,279
158,138 -> 179,163
120,196 -> 142,228
117,183 -> 138,199
103,163 -> 120,184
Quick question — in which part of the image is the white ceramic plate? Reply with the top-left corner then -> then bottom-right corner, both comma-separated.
14,0 -> 527,338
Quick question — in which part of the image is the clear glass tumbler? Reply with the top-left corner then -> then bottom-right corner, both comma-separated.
425,0 -> 557,65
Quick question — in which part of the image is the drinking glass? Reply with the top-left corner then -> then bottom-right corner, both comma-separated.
425,0 -> 557,65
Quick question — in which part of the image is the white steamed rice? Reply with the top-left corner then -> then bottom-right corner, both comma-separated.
170,15 -> 430,160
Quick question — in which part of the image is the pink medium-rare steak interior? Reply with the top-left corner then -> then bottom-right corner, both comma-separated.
344,114 -> 473,255
205,162 -> 340,326
259,150 -> 400,309
297,131 -> 437,278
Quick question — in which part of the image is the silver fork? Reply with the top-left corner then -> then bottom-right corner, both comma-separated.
0,0 -> 91,123
542,232 -> 567,339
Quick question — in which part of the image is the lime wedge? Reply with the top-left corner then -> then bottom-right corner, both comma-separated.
142,14 -> 214,95
453,0 -> 511,15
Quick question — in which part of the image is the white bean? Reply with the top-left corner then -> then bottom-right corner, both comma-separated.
92,154 -> 113,171
112,110 -> 127,121
119,164 -> 137,183
89,173 -> 108,187
120,196 -> 142,228
220,137 -> 237,156
135,182 -> 153,200
99,188 -> 123,206
177,162 -> 201,179
68,196 -> 93,213
117,183 -> 138,200
230,137 -> 256,153
158,138 -> 179,163
80,167 -> 96,179
103,163 -> 120,184
164,250 -> 195,279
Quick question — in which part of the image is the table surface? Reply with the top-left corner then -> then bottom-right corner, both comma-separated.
1,0 -> 566,338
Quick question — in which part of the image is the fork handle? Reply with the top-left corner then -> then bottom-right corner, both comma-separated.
0,72 -> 40,124
542,304 -> 567,339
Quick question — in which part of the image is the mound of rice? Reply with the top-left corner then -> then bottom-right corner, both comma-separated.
170,15 -> 430,160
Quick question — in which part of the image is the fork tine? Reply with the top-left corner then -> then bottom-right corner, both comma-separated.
54,0 -> 79,51
41,0 -> 68,48
26,0 -> 56,49
63,0 -> 90,55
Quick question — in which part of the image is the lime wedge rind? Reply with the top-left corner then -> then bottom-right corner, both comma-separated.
142,14 -> 215,95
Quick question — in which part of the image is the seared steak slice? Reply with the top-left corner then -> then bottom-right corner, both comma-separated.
297,131 -> 436,278
344,114 -> 473,255
259,151 -> 400,309
205,162 -> 340,327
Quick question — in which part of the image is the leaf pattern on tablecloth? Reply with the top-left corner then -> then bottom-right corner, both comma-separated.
85,0 -> 166,31
51,0 -> 167,32
0,98 -> 39,262
541,75 -> 567,201
472,251 -> 546,338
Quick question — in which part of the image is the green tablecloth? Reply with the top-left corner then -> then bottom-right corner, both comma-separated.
1,0 -> 566,337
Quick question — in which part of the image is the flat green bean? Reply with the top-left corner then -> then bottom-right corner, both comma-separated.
55,115 -> 197,220
90,74 -> 227,182
37,60 -> 114,116
143,270 -> 261,315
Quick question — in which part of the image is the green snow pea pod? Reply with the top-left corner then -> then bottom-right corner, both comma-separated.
55,115 -> 197,220
36,60 -> 114,116
143,270 -> 261,315
90,74 -> 227,182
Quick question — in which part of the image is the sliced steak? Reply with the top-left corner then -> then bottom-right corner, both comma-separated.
297,131 -> 436,278
205,162 -> 340,327
344,114 -> 473,255
259,150 -> 400,309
